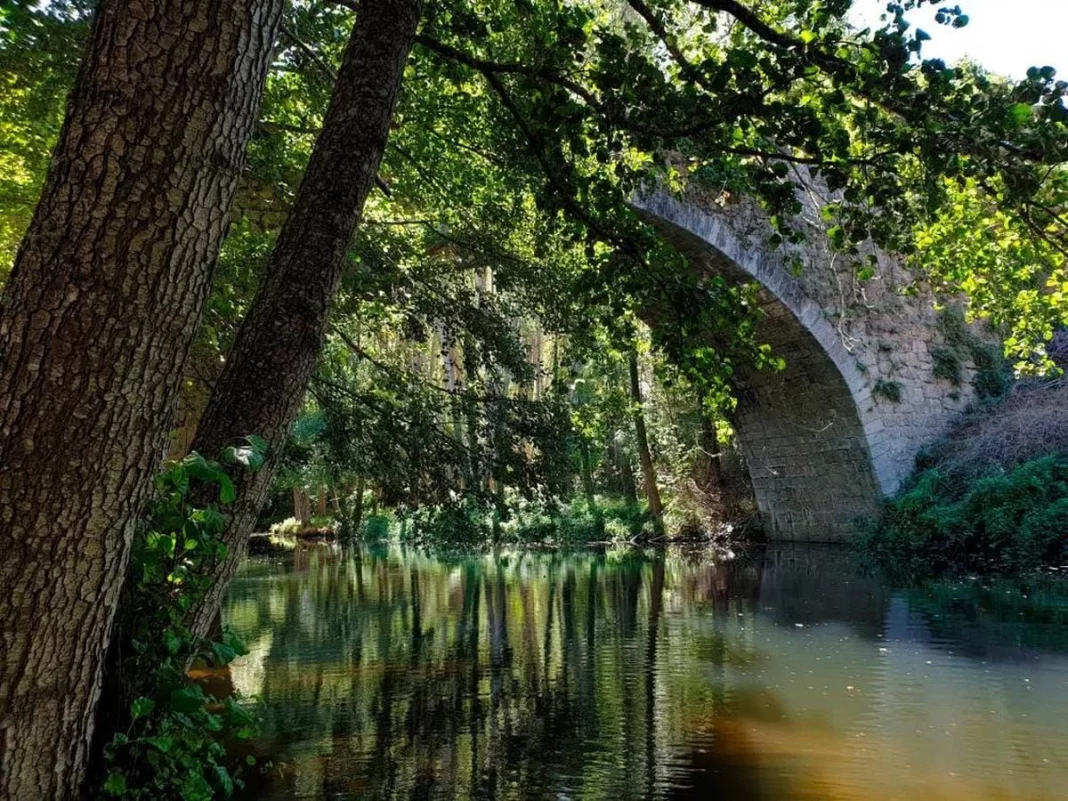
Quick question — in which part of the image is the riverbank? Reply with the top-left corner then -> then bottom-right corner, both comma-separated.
252,491 -> 750,554
858,378 -> 1068,575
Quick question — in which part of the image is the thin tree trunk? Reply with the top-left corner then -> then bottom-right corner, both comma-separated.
579,438 -> 597,510
185,0 -> 423,640
350,474 -> 366,541
293,488 -> 311,527
629,350 -> 663,529
616,439 -> 639,502
0,2 -> 282,796
700,412 -> 724,494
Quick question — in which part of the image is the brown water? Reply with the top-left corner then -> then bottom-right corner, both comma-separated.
224,545 -> 1068,800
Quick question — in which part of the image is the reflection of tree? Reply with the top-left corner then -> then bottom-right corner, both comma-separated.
225,548 -> 798,799
645,552 -> 665,799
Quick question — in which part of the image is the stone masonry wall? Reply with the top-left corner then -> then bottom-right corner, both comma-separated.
633,185 -> 986,542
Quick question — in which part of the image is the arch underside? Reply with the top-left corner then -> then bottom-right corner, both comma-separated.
635,201 -> 881,542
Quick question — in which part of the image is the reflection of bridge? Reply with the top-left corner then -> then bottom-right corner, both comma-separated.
634,189 -> 986,542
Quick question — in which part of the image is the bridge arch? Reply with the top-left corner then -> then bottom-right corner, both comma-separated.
633,190 -> 982,541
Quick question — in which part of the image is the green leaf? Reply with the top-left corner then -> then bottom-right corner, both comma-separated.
211,640 -> 238,666
145,735 -> 175,754
223,630 -> 249,657
170,684 -> 206,715
827,225 -> 846,249
222,437 -> 268,471
180,772 -> 214,801
102,772 -> 127,796
215,765 -> 235,797
130,696 -> 155,720
247,434 -> 268,455
217,473 -> 236,504
225,696 -> 254,726
1011,103 -> 1033,125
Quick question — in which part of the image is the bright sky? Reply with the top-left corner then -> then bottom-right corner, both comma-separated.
849,0 -> 1067,79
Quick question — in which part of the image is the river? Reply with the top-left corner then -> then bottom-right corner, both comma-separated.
224,544 -> 1068,800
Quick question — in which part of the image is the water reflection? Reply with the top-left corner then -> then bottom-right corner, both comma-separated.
225,545 -> 1068,800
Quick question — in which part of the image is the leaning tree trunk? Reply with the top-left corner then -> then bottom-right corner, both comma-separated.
0,1 -> 284,797
185,0 -> 424,640
629,349 -> 664,529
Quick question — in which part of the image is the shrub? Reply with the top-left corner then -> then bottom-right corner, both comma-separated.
936,308 -> 1011,399
398,493 -> 651,548
931,347 -> 962,384
857,454 -> 1068,574
268,517 -> 303,538
361,512 -> 395,541
97,447 -> 266,799
873,378 -> 903,403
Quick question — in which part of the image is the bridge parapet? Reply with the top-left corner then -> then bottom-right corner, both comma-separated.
634,188 -> 987,541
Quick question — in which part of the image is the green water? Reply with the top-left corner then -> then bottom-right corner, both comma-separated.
224,545 -> 1068,800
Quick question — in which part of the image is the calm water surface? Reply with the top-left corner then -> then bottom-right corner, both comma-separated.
224,545 -> 1068,800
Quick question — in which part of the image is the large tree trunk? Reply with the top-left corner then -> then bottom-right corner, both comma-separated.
629,349 -> 664,529
0,1 -> 283,796
185,0 -> 423,640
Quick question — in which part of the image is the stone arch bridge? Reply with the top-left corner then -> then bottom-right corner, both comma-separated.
633,189 -> 986,542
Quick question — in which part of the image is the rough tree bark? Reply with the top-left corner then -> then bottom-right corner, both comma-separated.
629,349 -> 664,529
185,0 -> 424,640
0,1 -> 284,797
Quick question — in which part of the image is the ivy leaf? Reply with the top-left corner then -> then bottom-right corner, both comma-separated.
215,765 -> 235,797
217,473 -> 236,504
247,434 -> 268,456
144,735 -> 175,754
129,697 -> 155,720
102,772 -> 127,796
170,685 -> 206,715
221,439 -> 265,471
223,630 -> 250,658
211,640 -> 238,666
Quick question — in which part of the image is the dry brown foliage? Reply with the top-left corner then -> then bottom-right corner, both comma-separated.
925,378 -> 1068,480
